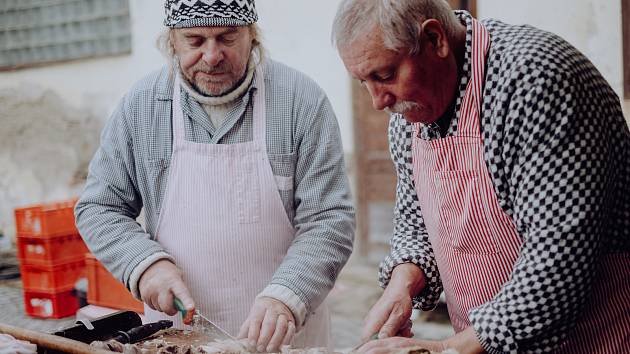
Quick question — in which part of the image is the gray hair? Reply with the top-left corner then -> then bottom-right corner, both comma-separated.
332,0 -> 460,54
156,24 -> 266,66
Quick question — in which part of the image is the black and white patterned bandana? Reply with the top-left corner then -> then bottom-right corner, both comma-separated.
164,0 -> 258,28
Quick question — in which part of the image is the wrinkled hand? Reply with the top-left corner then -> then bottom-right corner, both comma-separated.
362,264 -> 425,340
238,297 -> 296,353
360,327 -> 485,354
362,286 -> 414,340
138,259 -> 195,316
358,337 -> 445,354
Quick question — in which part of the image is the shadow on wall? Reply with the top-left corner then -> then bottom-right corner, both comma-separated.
0,85 -> 102,241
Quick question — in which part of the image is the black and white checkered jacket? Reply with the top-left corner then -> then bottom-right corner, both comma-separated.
379,11 -> 630,353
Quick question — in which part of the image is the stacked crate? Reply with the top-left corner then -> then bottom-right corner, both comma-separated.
14,199 -> 88,319
85,253 -> 144,313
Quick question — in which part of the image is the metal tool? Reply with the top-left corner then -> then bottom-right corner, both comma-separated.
111,320 -> 173,344
193,311 -> 237,341
53,310 -> 143,344
174,298 -> 236,342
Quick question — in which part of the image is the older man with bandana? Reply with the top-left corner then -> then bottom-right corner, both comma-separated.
333,0 -> 630,353
75,1 -> 354,352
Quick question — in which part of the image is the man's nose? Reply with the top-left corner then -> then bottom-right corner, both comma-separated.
365,83 -> 395,111
201,41 -> 224,67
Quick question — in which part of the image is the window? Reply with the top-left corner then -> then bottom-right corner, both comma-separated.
0,0 -> 132,71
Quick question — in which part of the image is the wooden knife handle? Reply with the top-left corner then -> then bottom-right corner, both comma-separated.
0,322 -> 117,354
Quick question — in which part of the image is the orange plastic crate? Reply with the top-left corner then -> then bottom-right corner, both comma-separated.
17,234 -> 88,266
85,254 -> 144,313
20,259 -> 86,292
14,199 -> 78,238
23,288 -> 79,319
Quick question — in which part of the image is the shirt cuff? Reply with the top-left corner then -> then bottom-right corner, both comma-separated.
379,249 -> 443,311
257,284 -> 308,328
469,302 -> 518,354
128,252 -> 175,299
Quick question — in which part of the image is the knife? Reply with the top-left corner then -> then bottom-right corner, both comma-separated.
174,298 -> 236,341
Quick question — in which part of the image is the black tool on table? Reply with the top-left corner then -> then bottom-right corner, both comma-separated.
52,310 -> 142,344
110,320 -> 173,344
42,310 -> 174,354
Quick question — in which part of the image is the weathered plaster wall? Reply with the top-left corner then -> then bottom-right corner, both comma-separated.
0,85 -> 101,238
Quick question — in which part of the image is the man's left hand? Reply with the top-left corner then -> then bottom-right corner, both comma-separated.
238,296 -> 296,353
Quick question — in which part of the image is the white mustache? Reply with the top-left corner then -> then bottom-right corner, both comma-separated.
385,101 -> 422,114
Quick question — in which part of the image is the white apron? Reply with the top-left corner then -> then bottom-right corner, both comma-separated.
143,64 -> 330,348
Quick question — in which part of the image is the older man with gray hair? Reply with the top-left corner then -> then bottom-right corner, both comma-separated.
75,0 -> 355,352
333,0 -> 630,353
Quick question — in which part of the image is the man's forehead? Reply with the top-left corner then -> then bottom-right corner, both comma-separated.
176,26 -> 241,36
341,36 -> 400,77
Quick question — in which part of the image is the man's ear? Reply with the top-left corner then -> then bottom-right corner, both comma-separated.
421,19 -> 450,58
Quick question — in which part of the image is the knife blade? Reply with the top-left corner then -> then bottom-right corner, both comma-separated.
193,311 -> 237,341
174,298 -> 236,342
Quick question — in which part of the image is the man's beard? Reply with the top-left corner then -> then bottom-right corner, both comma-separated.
177,58 -> 247,97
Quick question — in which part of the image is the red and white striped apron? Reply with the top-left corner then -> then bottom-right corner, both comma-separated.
411,18 -> 630,352
143,64 -> 330,348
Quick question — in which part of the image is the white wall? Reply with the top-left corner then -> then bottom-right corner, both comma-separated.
477,0 -> 627,119
257,0 -> 352,152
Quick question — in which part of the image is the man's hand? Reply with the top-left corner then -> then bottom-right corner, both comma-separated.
362,263 -> 425,340
138,259 -> 195,316
359,327 -> 484,354
237,297 -> 296,353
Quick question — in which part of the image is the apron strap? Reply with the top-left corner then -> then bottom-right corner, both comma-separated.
251,64 -> 267,145
458,18 -> 491,137
172,74 -> 187,147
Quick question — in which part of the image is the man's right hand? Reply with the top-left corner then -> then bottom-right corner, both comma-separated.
138,259 -> 195,316
362,263 -> 426,340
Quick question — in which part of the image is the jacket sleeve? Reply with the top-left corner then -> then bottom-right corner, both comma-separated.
378,115 -> 443,310
262,90 -> 355,327
75,91 -> 173,298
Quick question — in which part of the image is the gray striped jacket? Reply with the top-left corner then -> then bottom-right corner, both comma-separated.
75,59 -> 355,324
